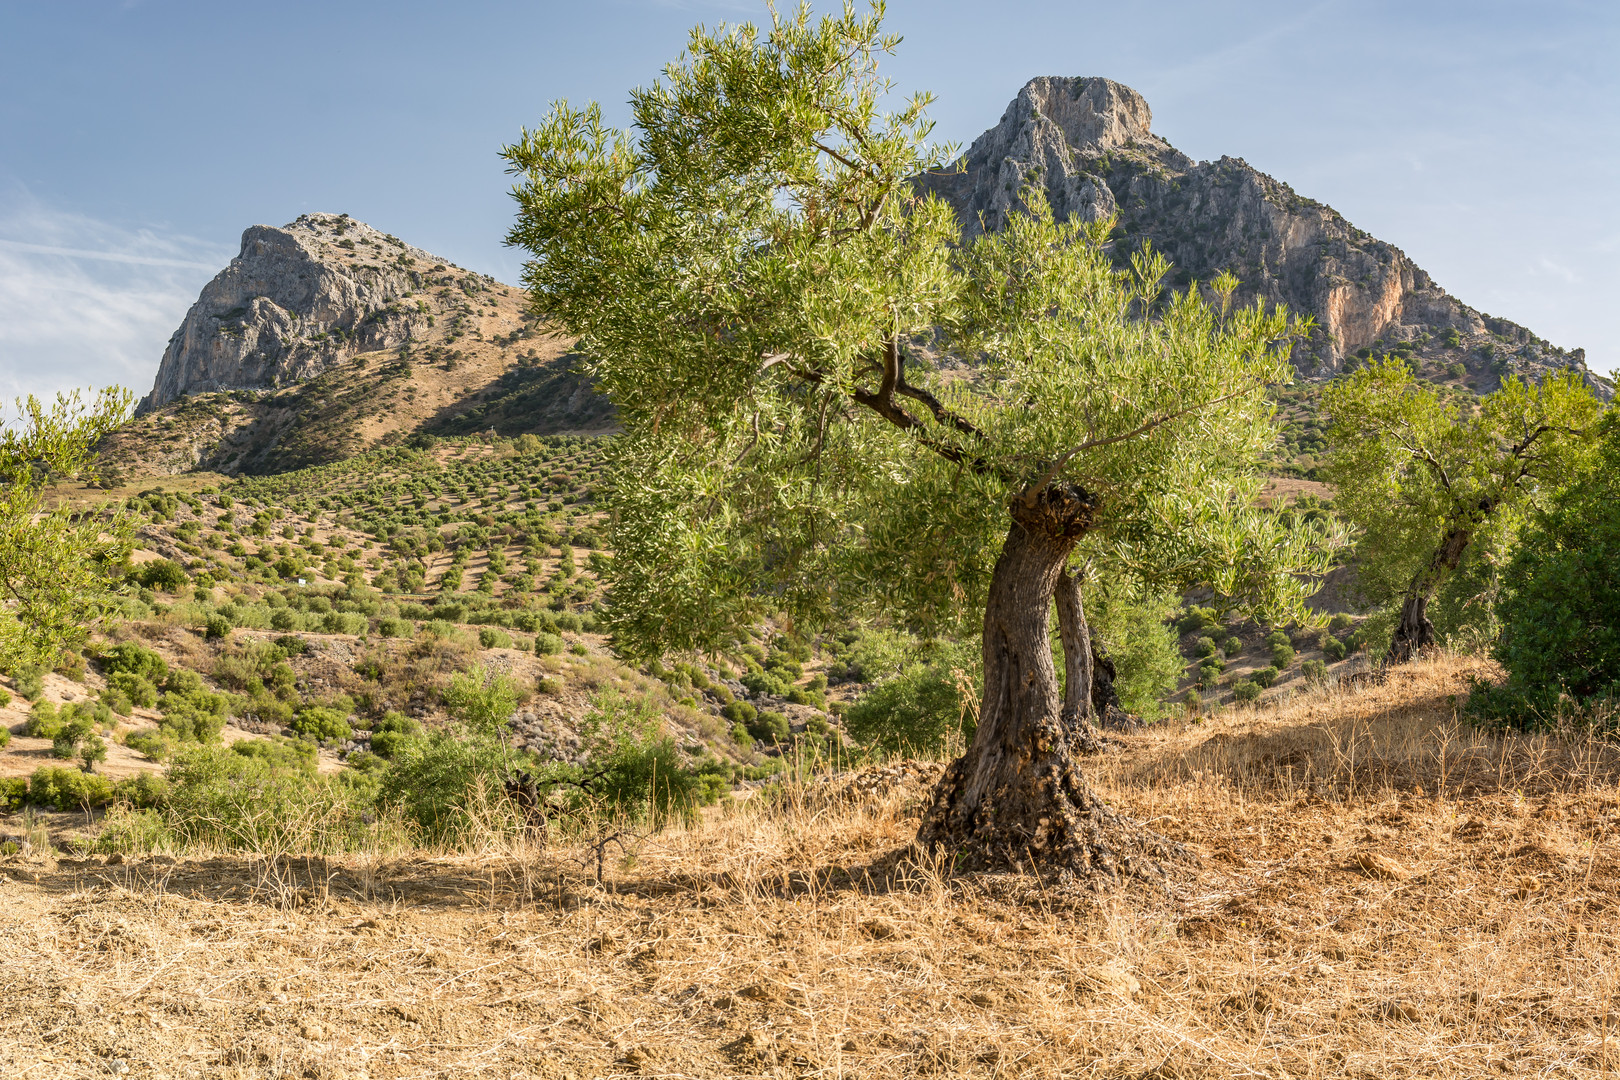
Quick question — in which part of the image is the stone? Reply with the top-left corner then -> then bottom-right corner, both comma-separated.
917,77 -> 1602,392
139,214 -> 445,414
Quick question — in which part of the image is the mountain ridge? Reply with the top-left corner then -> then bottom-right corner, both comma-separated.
917,76 -> 1605,395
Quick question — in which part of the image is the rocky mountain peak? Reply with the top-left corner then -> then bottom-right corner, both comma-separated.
920,78 -> 1605,395
138,213 -> 476,413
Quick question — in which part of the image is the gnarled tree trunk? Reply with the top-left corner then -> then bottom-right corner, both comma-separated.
919,485 -> 1181,885
1385,526 -> 1472,665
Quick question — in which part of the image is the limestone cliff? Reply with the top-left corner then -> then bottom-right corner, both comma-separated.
919,77 -> 1603,392
141,214 -> 464,413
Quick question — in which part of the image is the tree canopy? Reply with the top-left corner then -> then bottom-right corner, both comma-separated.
1322,358 -> 1598,662
0,388 -> 132,671
504,3 -> 1335,661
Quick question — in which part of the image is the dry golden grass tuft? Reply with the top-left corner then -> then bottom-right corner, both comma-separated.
3,652 -> 1619,1078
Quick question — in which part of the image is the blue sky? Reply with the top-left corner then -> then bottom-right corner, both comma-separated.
1,0 -> 1614,402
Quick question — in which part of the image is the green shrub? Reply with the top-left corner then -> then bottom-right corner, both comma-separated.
730,722 -> 751,745
1252,665 -> 1279,688
231,736 -> 317,774
204,614 -> 233,640
1269,643 -> 1296,669
107,670 -> 159,712
1176,607 -> 1217,635
1329,613 -> 1354,632
376,617 -> 413,638
100,643 -> 168,683
369,712 -> 423,759
125,730 -> 170,762
721,700 -> 757,726
25,701 -> 62,739
28,766 -> 114,811
748,709 -> 791,743
1195,636 -> 1219,658
113,771 -> 169,808
0,725 -> 9,749
843,663 -> 972,755
0,687 -> 10,708
291,706 -> 352,743
1321,635 -> 1347,662
1196,660 -> 1223,690
0,776 -> 28,810
1231,679 -> 1262,703
1301,659 -> 1330,685
478,627 -> 514,649
1221,636 -> 1244,657
101,686 -> 134,717
1471,418 -> 1620,728
134,559 -> 189,592
157,744 -> 372,852
535,676 -> 562,695
12,666 -> 45,701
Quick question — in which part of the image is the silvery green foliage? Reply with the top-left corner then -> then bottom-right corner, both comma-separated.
0,388 -> 133,670
503,4 -> 1340,660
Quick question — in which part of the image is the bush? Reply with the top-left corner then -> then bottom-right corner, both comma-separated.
1088,588 -> 1183,720
721,700 -> 757,726
113,771 -> 169,808
1269,642 -> 1296,669
1196,660 -> 1222,690
102,686 -> 134,717
291,706 -> 352,743
1231,679 -> 1262,703
0,725 -> 9,749
1321,635 -> 1347,662
204,614 -> 233,640
108,671 -> 159,708
11,666 -> 45,701
1221,636 -> 1244,657
1472,417 -> 1620,727
1195,636 -> 1219,658
1252,665 -> 1279,688
534,632 -> 564,656
134,559 -> 189,592
376,617 -> 413,639
843,663 -> 972,755
478,627 -> 514,650
125,730 -> 169,761
100,643 -> 168,682
157,744 -> 373,852
748,709 -> 791,743
1329,613 -> 1354,632
25,701 -> 62,739
1301,659 -> 1330,685
28,766 -> 114,811
368,712 -> 423,759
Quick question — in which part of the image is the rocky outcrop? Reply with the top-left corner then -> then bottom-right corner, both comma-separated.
138,214 -> 465,413
919,77 -> 1602,392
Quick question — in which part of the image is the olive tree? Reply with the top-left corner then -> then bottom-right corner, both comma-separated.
0,388 -> 132,671
503,4 -> 1336,882
1322,358 -> 1598,665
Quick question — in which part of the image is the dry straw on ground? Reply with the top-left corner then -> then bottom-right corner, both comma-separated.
3,652 -> 1618,1078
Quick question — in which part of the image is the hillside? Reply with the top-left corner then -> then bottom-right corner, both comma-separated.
102,214 -> 612,479
919,77 -> 1608,395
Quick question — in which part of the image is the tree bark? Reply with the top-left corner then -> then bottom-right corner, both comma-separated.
1053,569 -> 1105,753
919,484 -> 1182,885
1385,526 -> 1472,665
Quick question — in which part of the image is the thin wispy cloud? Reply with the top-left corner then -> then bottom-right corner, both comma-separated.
0,194 -> 231,406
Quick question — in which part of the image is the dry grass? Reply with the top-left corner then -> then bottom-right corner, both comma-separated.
3,652 -> 1619,1078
